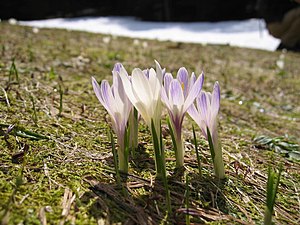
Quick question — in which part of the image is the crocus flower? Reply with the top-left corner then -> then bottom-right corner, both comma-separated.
161,68 -> 204,167
113,63 -> 139,152
91,63 -> 132,173
119,61 -> 163,136
188,82 -> 225,179
119,60 -> 164,176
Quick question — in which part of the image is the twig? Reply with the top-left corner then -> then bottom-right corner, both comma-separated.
1,87 -> 10,107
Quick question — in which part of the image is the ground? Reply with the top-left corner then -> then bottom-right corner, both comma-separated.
0,22 -> 299,225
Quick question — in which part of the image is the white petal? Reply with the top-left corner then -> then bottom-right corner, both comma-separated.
132,68 -> 152,106
187,104 -> 199,124
154,60 -> 163,84
161,86 -> 172,111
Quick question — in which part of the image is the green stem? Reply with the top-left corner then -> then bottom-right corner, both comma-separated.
117,132 -> 129,174
264,208 -> 272,225
175,131 -> 184,168
151,130 -> 163,178
117,147 -> 128,174
167,118 -> 184,168
151,119 -> 171,214
207,127 -> 225,179
212,138 -> 225,179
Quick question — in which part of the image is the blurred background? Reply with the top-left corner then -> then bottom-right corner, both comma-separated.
0,0 -> 258,21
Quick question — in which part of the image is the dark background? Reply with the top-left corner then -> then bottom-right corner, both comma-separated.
1,0 -> 258,21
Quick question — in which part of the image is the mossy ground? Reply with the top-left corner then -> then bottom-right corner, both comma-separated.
0,22 -> 299,224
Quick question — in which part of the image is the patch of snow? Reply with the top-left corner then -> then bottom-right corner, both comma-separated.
20,16 -> 280,51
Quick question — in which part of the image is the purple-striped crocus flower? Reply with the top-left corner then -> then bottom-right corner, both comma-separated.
92,63 -> 132,173
187,82 -> 225,179
161,67 -> 204,167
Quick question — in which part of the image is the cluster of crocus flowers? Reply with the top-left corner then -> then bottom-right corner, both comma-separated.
92,60 -> 225,180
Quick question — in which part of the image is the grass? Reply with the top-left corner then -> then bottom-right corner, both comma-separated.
0,22 -> 299,224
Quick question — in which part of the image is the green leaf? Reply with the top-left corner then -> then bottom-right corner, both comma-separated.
265,165 -> 283,225
167,118 -> 177,156
0,124 -> 49,140
192,125 -> 202,177
109,129 -> 120,185
254,135 -> 300,161
151,119 -> 162,176
207,127 -> 215,163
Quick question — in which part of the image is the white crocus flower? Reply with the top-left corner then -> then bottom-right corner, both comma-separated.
119,60 -> 164,176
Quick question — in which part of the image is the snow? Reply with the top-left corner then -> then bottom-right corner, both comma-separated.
19,16 -> 280,51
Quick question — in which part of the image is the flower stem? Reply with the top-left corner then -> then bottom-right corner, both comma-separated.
167,118 -> 184,168
151,130 -> 163,178
264,208 -> 272,225
213,139 -> 225,179
151,119 -> 171,214
117,147 -> 128,174
175,131 -> 184,168
207,127 -> 225,179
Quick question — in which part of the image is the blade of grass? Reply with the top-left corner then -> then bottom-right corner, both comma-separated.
192,125 -> 202,178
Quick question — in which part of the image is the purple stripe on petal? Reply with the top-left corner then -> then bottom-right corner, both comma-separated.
169,80 -> 184,106
189,72 -> 197,91
211,81 -> 220,117
198,92 -> 208,126
100,80 -> 116,115
113,63 -> 123,73
92,77 -> 107,109
177,67 -> 189,97
143,69 -> 150,78
163,73 -> 173,96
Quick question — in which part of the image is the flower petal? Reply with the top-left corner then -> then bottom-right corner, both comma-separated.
113,62 -> 123,73
163,72 -> 173,97
197,92 -> 208,125
155,60 -> 163,84
177,67 -> 189,97
148,68 -> 161,101
170,80 -> 184,106
183,72 -> 204,112
143,69 -> 149,78
211,81 -> 220,117
132,68 -> 152,105
161,83 -> 172,111
92,77 -> 115,118
189,72 -> 196,89
91,77 -> 104,106
187,104 -> 198,124
100,80 -> 117,114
